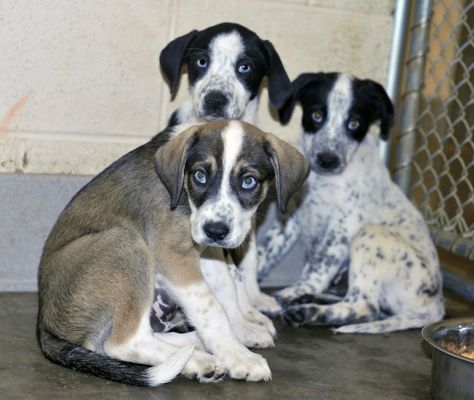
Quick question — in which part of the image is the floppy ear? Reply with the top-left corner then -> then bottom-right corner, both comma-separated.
361,79 -> 394,140
261,40 -> 292,110
159,29 -> 198,94
154,126 -> 200,209
279,73 -> 325,124
266,134 -> 310,213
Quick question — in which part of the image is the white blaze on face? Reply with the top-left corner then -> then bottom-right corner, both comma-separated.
209,32 -> 244,73
221,120 -> 243,195
192,31 -> 251,120
326,74 -> 353,139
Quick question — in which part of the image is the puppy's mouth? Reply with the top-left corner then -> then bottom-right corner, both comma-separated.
195,235 -> 243,249
200,111 -> 229,121
311,164 -> 346,176
199,238 -> 238,249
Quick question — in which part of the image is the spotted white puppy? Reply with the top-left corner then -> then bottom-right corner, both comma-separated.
152,23 -> 292,344
257,72 -> 445,333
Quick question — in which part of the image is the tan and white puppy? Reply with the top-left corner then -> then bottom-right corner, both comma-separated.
37,120 -> 309,387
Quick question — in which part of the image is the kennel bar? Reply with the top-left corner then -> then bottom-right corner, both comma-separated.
388,0 -> 474,300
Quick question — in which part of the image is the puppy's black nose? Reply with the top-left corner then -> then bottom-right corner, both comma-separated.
204,91 -> 228,114
316,152 -> 341,170
204,222 -> 229,241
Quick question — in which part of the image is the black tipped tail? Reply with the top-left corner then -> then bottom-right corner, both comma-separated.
37,328 -> 193,386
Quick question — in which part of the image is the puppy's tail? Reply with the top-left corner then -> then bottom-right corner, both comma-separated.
333,300 -> 445,334
37,327 -> 194,386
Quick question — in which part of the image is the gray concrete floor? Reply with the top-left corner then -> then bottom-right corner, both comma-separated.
0,292 -> 473,400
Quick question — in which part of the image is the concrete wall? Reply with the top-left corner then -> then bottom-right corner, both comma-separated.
0,0 -> 396,291
0,174 -> 91,291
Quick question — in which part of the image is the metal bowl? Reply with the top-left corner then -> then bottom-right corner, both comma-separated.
422,318 -> 474,400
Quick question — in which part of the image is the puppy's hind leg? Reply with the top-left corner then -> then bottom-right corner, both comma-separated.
333,300 -> 444,334
281,292 -> 378,328
334,225 -> 445,334
39,229 -> 201,386
106,311 -> 226,383
153,331 -> 205,351
282,229 -> 381,327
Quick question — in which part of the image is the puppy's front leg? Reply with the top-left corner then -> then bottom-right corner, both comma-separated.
160,250 -> 271,382
240,230 -> 282,316
200,248 -> 274,348
257,211 -> 302,280
274,237 -> 350,307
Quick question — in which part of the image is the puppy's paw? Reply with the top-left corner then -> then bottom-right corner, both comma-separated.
281,304 -> 320,328
220,349 -> 271,381
181,350 -> 226,383
252,293 -> 282,316
245,310 -> 277,339
234,321 -> 275,348
273,287 -> 304,308
287,293 -> 342,306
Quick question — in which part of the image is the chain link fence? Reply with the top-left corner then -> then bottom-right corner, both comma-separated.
391,0 -> 473,266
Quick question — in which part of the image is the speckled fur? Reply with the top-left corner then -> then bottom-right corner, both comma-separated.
257,73 -> 444,333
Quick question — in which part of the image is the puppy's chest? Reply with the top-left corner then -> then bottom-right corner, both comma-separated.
300,173 -> 383,239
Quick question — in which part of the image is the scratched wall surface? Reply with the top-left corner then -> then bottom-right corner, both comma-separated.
0,0 -> 395,175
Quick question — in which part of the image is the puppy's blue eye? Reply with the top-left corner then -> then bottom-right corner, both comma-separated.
312,111 -> 324,123
196,57 -> 208,68
238,63 -> 251,74
193,170 -> 207,185
241,176 -> 257,190
348,119 -> 360,130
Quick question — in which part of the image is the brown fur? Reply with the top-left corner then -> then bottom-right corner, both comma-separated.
37,120 -> 308,365
38,126 -> 201,352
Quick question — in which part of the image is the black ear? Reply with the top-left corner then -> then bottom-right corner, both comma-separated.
159,30 -> 198,95
278,73 -> 326,124
265,133 -> 310,213
154,126 -> 200,209
361,79 -> 394,140
261,40 -> 292,110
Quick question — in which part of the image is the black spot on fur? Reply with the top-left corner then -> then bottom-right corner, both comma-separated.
376,248 -> 384,260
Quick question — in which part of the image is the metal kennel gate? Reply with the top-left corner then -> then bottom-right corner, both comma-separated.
388,0 -> 473,300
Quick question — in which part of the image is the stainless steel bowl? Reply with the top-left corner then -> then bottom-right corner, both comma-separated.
422,318 -> 474,400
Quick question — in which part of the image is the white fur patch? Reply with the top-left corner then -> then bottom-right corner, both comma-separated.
221,120 -> 244,187
326,74 -> 353,139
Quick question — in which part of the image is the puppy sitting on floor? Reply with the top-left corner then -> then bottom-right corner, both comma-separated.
257,72 -> 444,333
37,120 -> 309,386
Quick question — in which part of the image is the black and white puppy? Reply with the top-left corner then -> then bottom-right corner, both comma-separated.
161,22 -> 291,126
257,72 -> 444,333
152,23 -> 290,343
